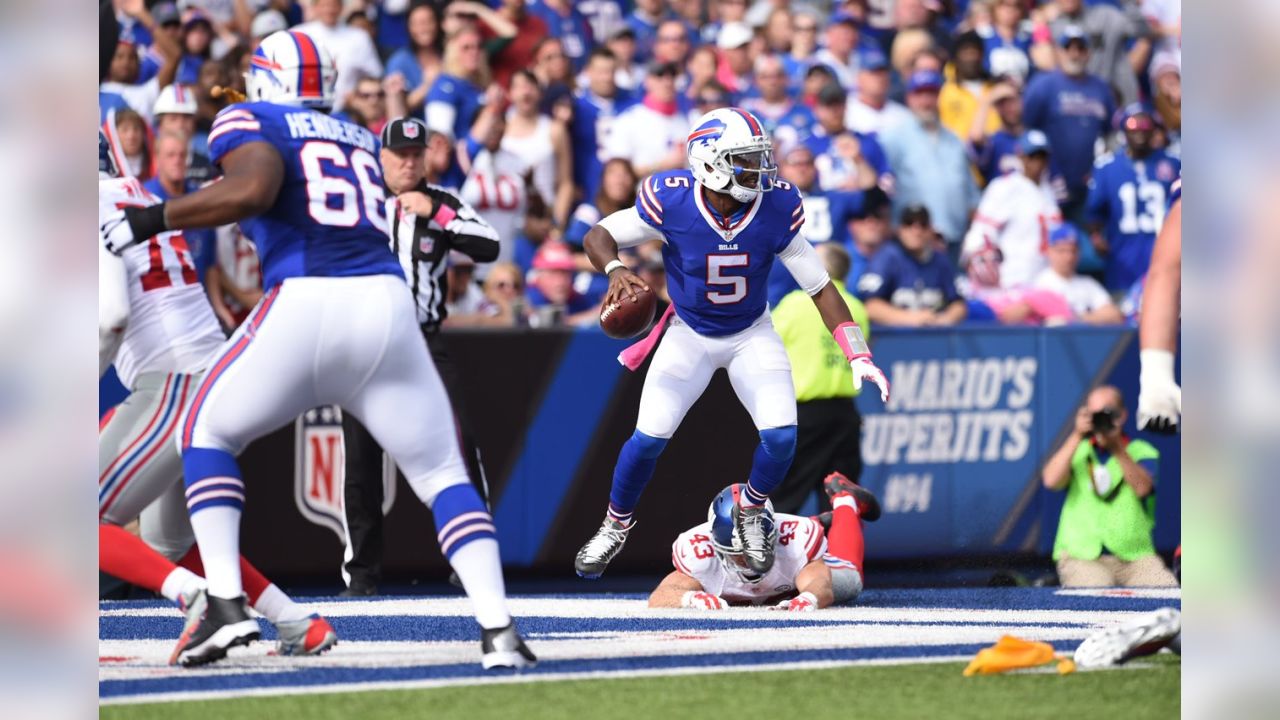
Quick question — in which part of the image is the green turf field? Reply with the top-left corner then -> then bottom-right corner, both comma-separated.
102,655 -> 1180,720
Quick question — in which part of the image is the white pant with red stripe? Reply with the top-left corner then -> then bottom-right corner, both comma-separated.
99,371 -> 200,560
179,275 -> 470,506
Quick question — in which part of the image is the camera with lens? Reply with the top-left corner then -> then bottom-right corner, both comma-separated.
1090,408 -> 1119,433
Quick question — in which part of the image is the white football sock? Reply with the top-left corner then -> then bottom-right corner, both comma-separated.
448,538 -> 512,630
832,494 -> 858,513
159,567 -> 205,604
253,583 -> 311,624
187,505 -> 244,600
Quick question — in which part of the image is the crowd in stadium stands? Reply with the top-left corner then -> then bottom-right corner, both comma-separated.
101,0 -> 1180,332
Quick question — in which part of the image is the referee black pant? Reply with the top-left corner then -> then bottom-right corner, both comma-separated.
769,397 -> 863,516
340,330 -> 489,589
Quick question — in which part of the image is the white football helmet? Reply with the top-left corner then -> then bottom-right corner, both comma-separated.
687,107 -> 778,203
246,30 -> 336,108
153,83 -> 197,116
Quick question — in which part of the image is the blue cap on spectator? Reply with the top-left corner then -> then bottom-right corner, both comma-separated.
907,70 -> 943,93
1115,102 -> 1155,129
859,47 -> 889,72
152,3 -> 180,26
1059,25 -> 1087,48
1018,129 -> 1051,156
831,12 -> 860,28
1047,224 -> 1078,246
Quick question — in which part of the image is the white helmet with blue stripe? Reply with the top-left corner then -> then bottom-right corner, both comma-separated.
246,30 -> 336,108
687,107 -> 778,203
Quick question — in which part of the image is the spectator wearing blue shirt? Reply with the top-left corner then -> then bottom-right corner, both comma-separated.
881,70 -> 980,248
1085,106 -> 1181,291
1022,27 -> 1116,220
142,131 -> 215,281
782,9 -> 821,94
741,55 -> 816,154
135,2 -> 181,84
968,77 -> 1026,184
426,27 -> 490,147
175,12 -> 214,87
766,145 -> 886,306
812,13 -> 864,92
626,0 -> 670,65
565,158 -> 638,251
526,242 -> 602,327
978,0 -> 1039,84
528,0 -> 595,74
570,48 -> 637,202
384,3 -> 443,116
806,83 -> 893,195
857,204 -> 968,327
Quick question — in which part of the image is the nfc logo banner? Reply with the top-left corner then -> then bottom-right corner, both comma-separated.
295,406 -> 399,543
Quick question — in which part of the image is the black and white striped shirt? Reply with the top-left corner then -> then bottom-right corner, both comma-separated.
385,181 -> 500,331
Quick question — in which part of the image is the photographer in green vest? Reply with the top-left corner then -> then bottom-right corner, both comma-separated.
1042,385 -> 1178,587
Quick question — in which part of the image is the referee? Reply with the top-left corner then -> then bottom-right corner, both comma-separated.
769,244 -> 873,515
340,118 -> 500,596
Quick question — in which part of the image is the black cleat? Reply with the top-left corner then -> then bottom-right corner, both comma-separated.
338,582 -> 378,597
173,594 -> 259,667
735,504 -> 776,574
481,623 -> 537,669
574,517 -> 632,579
823,472 -> 881,522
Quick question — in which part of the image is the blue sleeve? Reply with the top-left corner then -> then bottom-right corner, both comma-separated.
858,133 -> 892,179
462,136 -> 485,164
1022,76 -> 1049,130
426,76 -> 458,107
831,190 -> 867,225
386,50 -> 424,95
781,184 -> 805,250
635,175 -> 665,229
207,105 -> 269,166
564,203 -> 600,249
1138,458 -> 1158,483
1084,165 -> 1109,224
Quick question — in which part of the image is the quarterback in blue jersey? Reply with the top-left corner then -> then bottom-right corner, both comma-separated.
574,108 -> 890,579
1085,107 -> 1181,290
99,30 -> 532,671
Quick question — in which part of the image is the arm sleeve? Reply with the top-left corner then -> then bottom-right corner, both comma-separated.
429,187 -> 501,262
98,239 -> 131,377
598,206 -> 665,248
777,233 -> 831,296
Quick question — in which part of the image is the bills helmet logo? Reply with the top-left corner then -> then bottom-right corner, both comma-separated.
687,118 -> 726,152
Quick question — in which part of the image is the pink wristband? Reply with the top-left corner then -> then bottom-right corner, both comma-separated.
432,204 -> 458,227
833,321 -> 871,363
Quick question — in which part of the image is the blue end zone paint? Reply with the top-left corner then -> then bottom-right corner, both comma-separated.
100,589 -> 1179,701
492,330 -> 625,565
99,641 -> 1084,699
100,614 -> 1103,642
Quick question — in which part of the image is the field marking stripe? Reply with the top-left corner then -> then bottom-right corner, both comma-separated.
99,654 -> 973,706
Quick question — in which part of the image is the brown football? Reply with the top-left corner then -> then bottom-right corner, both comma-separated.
599,287 -> 658,339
